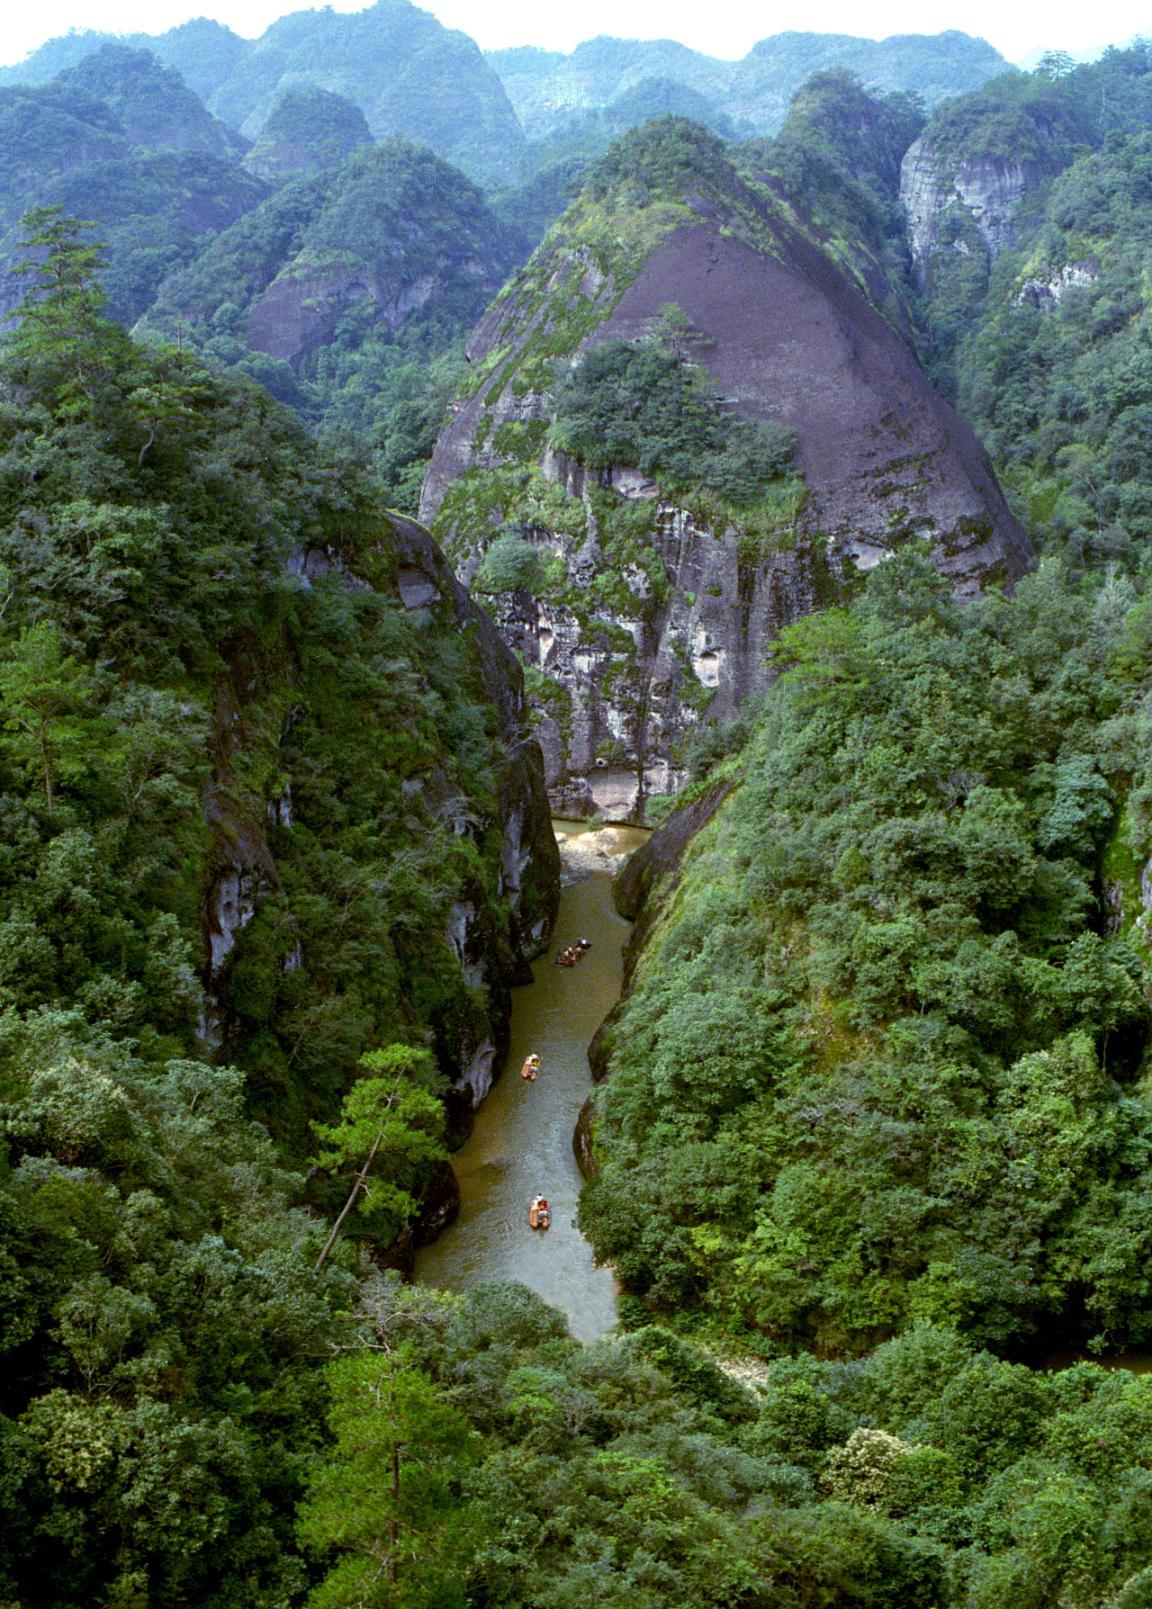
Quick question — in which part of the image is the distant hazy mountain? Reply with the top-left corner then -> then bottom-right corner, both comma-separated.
488,29 -> 1014,139
243,86 -> 373,183
3,15 -> 1014,180
55,43 -> 246,159
0,73 -> 264,323
0,0 -> 527,187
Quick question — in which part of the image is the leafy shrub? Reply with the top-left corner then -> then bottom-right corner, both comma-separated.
552,334 -> 794,508
472,531 -> 566,595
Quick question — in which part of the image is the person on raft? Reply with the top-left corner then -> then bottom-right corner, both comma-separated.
529,1194 -> 551,1230
521,1053 -> 541,1080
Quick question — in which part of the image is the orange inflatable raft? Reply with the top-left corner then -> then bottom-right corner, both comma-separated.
528,1195 -> 551,1230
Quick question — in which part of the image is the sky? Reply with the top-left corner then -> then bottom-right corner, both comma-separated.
0,0 -> 1147,71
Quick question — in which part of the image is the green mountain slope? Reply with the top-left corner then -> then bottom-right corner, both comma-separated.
0,75 -> 266,327
584,553 -> 1152,1356
243,85 -> 373,183
55,43 -> 246,158
0,81 -> 128,216
900,45 -> 1152,568
0,210 -> 558,1603
138,137 -> 524,502
0,1 -> 526,188
205,0 -> 525,185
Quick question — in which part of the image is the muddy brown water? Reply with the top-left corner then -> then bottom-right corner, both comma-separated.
415,822 -> 648,1342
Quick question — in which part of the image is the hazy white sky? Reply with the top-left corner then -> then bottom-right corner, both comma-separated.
0,0 -> 1147,71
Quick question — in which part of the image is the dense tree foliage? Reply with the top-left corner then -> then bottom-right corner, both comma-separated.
298,1277 -> 1152,1607
0,1025 -> 351,1605
0,213 -> 554,1601
9,24 -> 1152,1604
584,553 -> 1152,1356
552,330 -> 795,509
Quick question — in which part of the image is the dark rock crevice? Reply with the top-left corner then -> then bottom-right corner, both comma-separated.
423,172 -> 1032,825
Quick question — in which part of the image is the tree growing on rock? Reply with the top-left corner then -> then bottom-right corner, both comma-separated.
312,1044 -> 445,1270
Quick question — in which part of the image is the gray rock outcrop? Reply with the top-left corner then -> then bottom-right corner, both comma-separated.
901,134 -> 1047,284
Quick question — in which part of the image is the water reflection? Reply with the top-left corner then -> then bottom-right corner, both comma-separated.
415,823 -> 646,1342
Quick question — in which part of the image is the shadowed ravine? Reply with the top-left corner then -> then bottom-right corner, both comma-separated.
416,822 -> 647,1341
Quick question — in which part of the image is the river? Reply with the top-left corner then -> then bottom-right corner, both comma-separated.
415,821 -> 647,1342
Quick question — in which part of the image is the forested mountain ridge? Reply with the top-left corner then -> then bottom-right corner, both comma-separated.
0,6 -> 1011,182
421,117 -> 1030,820
0,215 -> 563,1598
0,0 -> 528,187
0,11 -> 1029,533
53,42 -> 247,159
586,553 -> 1152,1342
0,63 -> 269,326
137,134 -> 522,503
8,198 -> 1152,1603
489,28 -> 1011,142
242,85 -> 373,183
0,52 -> 528,508
558,42 -> 1152,1606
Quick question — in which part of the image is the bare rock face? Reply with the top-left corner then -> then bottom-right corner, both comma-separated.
1017,259 -> 1101,309
423,177 -> 1031,823
901,134 -> 1046,284
456,482 -> 827,821
602,217 -> 1030,586
246,260 -> 471,367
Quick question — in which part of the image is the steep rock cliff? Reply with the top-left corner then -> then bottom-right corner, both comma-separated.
901,135 -> 1047,285
202,512 -> 560,1141
422,123 -> 1031,821
898,66 -> 1098,317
